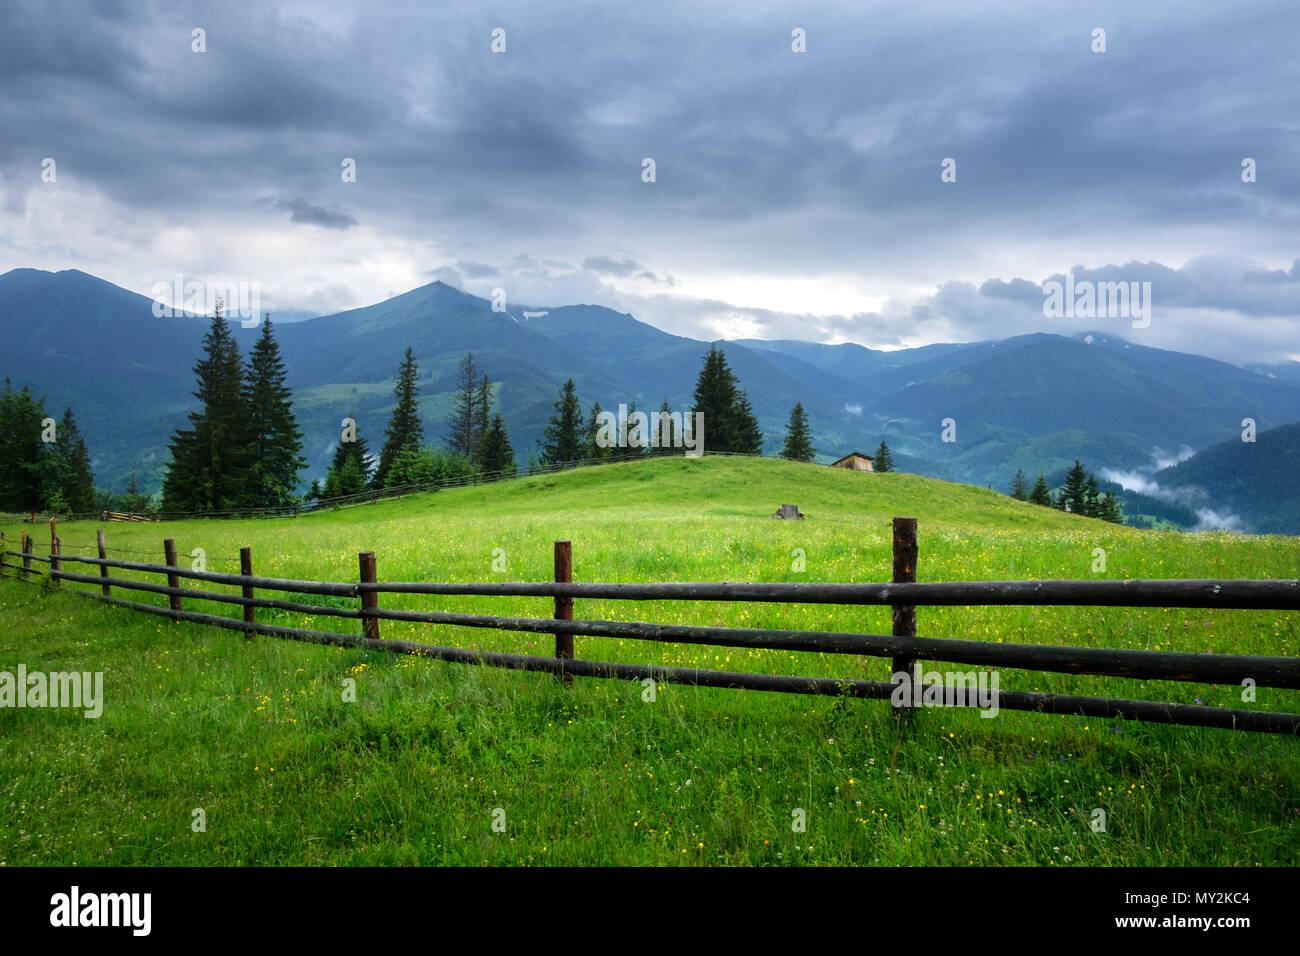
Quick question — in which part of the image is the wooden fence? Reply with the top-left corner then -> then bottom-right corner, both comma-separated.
3,518 -> 1299,734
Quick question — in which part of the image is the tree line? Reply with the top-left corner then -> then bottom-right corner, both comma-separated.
1010,460 -> 1123,522
538,343 -> 765,467
3,304 -> 907,516
313,349 -> 517,499
0,381 -> 95,514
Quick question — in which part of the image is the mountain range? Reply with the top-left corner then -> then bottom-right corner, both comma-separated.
2,267 -> 1298,533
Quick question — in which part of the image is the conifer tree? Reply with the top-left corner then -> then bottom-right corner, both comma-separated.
733,392 -> 763,455
539,379 -> 584,467
479,412 -> 517,477
445,353 -> 481,458
584,401 -> 609,461
690,345 -> 764,454
874,440 -> 895,473
1098,491 -> 1123,524
161,301 -> 253,513
624,400 -> 650,458
0,381 -> 54,512
1056,460 -> 1089,513
779,402 -> 814,461
1083,473 -> 1101,518
1010,469 -> 1029,501
651,398 -> 675,456
55,407 -> 95,513
472,374 -> 492,465
375,347 -> 423,489
691,344 -> 741,452
243,317 -> 305,507
1029,471 -> 1052,506
323,414 -> 371,497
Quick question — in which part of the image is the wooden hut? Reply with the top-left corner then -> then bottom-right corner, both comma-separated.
830,451 -> 874,472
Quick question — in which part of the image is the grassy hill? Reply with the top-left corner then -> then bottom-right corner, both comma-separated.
1,456 -> 1297,866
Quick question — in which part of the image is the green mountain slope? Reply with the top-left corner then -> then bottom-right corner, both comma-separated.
1152,422 -> 1300,534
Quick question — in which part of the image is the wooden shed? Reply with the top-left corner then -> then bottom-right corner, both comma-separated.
830,451 -> 875,472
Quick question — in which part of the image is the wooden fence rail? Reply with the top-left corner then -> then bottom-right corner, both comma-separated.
2,518 -> 1298,735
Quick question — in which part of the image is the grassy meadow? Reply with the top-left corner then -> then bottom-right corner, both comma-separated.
1,455 -> 1297,866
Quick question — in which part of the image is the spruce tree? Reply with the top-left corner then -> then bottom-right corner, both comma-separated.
445,353 -> 481,458
1057,460 -> 1089,514
874,440 -> 895,473
691,344 -> 741,452
584,401 -> 609,461
243,318 -> 305,507
1029,471 -> 1052,506
1083,474 -> 1101,518
652,399 -> 675,456
161,301 -> 252,513
539,379 -> 584,467
56,407 -> 95,513
1010,469 -> 1029,501
473,374 -> 492,465
375,347 -> 423,489
732,392 -> 763,455
479,413 -> 517,477
624,400 -> 650,458
0,381 -> 54,512
1098,492 -> 1123,524
780,402 -> 814,461
323,414 -> 371,497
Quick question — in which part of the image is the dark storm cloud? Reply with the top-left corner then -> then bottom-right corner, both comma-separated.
269,197 -> 357,229
1,0 -> 1297,361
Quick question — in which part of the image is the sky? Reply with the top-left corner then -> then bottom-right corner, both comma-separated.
2,0 -> 1298,364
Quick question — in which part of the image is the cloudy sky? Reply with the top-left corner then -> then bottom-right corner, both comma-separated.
2,0 -> 1298,363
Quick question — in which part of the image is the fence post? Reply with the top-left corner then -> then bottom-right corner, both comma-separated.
359,551 -> 380,641
240,547 -> 255,640
890,517 -> 918,709
97,529 -> 110,596
163,538 -> 182,613
554,540 -> 574,685
21,533 -> 31,581
51,535 -> 61,588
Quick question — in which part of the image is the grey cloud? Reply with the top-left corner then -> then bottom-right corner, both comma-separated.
583,257 -> 641,277
454,261 -> 499,278
979,278 -> 1043,303
1,0 -> 1298,367
270,197 -> 357,230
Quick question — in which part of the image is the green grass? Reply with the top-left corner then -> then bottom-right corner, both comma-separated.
1,455 -> 1297,865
